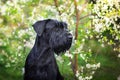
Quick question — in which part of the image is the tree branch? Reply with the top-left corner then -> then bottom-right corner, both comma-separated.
73,1 -> 88,79
73,0 -> 79,79
54,0 -> 61,15
79,14 -> 91,20
74,0 -> 79,40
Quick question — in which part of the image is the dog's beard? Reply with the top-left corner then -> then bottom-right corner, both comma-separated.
53,39 -> 72,54
49,32 -> 72,54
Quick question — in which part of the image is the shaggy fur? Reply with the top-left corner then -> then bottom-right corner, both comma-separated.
24,19 -> 72,80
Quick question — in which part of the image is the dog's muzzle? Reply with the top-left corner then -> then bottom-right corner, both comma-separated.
67,33 -> 73,42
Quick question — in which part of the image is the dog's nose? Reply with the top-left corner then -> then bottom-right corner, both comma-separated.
68,33 -> 73,39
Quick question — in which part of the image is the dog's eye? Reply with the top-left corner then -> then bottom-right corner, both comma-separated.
65,25 -> 67,29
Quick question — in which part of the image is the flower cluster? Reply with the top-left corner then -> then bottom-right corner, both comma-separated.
86,63 -> 100,69
75,63 -> 100,80
92,0 -> 120,55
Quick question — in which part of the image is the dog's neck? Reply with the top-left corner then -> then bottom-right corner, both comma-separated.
29,35 -> 54,66
34,35 -> 50,49
33,35 -> 53,56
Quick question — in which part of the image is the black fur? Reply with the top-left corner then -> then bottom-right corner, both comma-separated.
24,19 -> 72,80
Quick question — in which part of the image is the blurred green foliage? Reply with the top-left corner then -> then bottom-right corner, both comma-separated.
0,0 -> 120,80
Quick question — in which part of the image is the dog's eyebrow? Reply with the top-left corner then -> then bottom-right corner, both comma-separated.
60,22 -> 67,29
54,21 -> 64,28
53,20 -> 59,27
44,19 -> 51,27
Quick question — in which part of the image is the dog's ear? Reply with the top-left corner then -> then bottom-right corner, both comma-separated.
32,20 -> 46,36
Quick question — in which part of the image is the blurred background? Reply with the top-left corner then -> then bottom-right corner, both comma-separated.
0,0 -> 120,80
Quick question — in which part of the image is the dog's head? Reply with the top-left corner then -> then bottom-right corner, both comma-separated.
32,19 -> 72,54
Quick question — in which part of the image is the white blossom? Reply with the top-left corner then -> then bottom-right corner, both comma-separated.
86,63 -> 91,68
56,56 -> 64,63
118,54 -> 120,58
76,70 -> 80,77
22,68 -> 25,74
96,63 -> 101,68
67,62 -> 71,65
79,76 -> 84,80
80,54 -> 86,60
94,23 -> 103,32
82,39 -> 85,42
101,44 -> 105,47
117,75 -> 120,80
65,52 -> 73,58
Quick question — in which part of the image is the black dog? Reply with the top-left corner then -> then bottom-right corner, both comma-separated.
24,19 -> 72,80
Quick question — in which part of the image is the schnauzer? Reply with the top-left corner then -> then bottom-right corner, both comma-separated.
24,19 -> 72,80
